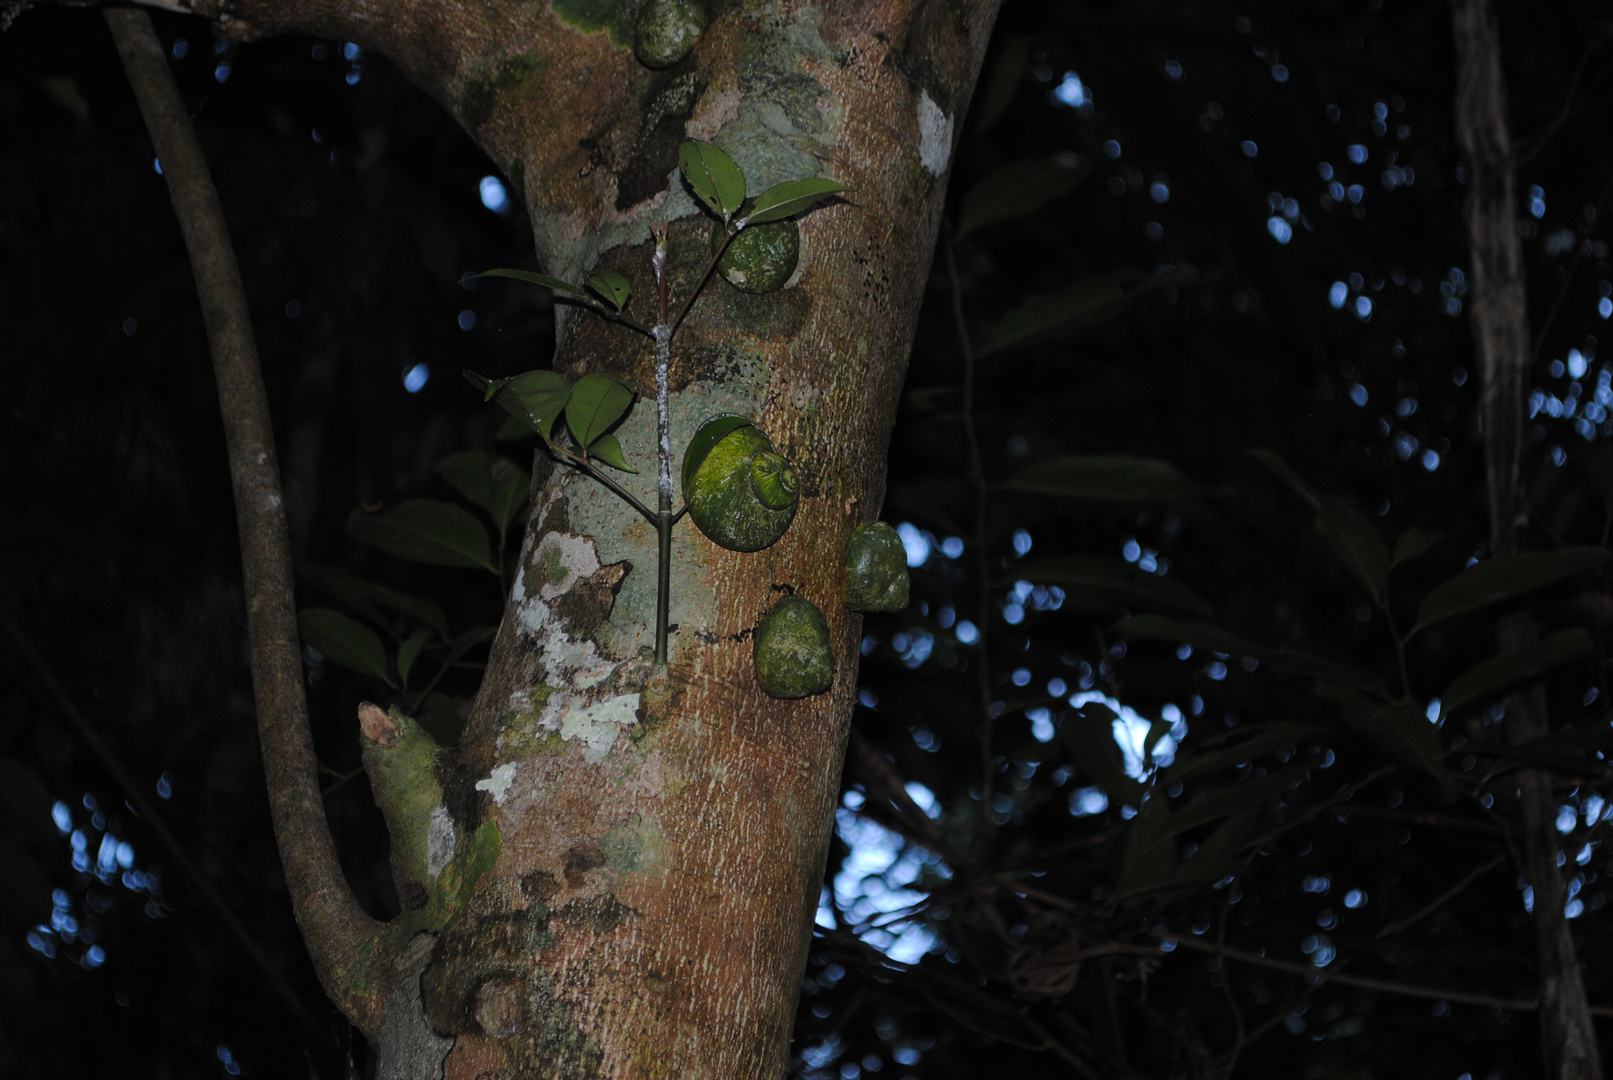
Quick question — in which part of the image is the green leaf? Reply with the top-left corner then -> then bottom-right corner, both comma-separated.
396,628 -> 431,687
982,266 -> 1195,355
585,269 -> 632,311
1115,615 -> 1391,698
1439,629 -> 1594,718
1161,723 -> 1327,786
474,268 -> 585,296
565,373 -> 634,451
1260,651 -> 1393,700
462,370 -> 506,402
1011,557 -> 1212,616
415,693 -> 470,748
494,412 -> 538,442
299,608 -> 392,682
679,139 -> 746,220
1114,792 -> 1177,904
741,178 -> 847,226
1243,447 -> 1318,506
296,565 -> 450,641
1315,683 -> 1441,774
586,431 -> 637,473
345,500 -> 498,573
1113,614 -> 1248,656
1315,497 -> 1388,604
681,415 -> 752,494
1057,703 -> 1144,807
488,462 -> 531,534
500,370 -> 572,441
435,450 -> 493,510
1171,809 -> 1259,887
1392,527 -> 1445,568
1498,723 -> 1613,764
956,154 -> 1089,240
967,34 -> 1031,137
1162,760 -> 1314,840
1409,548 -> 1611,636
999,455 -> 1207,503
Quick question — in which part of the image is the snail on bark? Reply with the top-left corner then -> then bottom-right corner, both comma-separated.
753,595 -> 834,699
634,0 -> 707,70
711,217 -> 799,294
843,521 -> 910,612
682,416 -> 799,552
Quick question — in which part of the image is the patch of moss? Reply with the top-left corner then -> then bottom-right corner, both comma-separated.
601,812 -> 668,874
552,0 -> 635,48
493,49 -> 548,93
558,893 -> 635,933
526,542 -> 570,594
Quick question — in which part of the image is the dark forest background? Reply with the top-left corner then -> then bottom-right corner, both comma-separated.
4,1 -> 1613,1076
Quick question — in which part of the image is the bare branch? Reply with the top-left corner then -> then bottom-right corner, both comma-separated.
104,7 -> 382,1031
1373,852 -> 1509,940
1152,930 -> 1613,1018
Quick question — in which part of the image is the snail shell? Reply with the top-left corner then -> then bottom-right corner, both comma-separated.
634,0 -> 707,70
753,595 -> 834,699
843,521 -> 910,612
682,417 -> 799,552
711,217 -> 800,294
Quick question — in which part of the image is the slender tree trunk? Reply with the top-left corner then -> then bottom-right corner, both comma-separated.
1450,2 -> 1604,1076
103,0 -> 1002,1075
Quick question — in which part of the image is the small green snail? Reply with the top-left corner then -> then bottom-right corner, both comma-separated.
753,595 -> 834,699
843,521 -> 910,612
682,416 -> 799,552
634,0 -> 707,70
711,216 -> 800,294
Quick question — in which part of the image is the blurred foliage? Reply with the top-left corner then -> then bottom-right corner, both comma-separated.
4,0 -> 1613,1077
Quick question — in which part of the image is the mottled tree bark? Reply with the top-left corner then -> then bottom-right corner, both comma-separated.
102,0 -> 1002,1075
1451,1 -> 1603,1076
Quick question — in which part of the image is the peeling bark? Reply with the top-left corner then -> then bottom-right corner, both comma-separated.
1450,2 -> 1604,1076
106,0 -> 1003,1075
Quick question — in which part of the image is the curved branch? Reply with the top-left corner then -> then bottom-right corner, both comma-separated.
104,7 -> 383,1031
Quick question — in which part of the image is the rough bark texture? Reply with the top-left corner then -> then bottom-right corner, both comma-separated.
114,0 -> 1001,1075
103,5 -> 385,1028
1451,1 -> 1603,1076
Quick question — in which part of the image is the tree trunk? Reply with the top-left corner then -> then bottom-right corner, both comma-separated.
109,0 -> 1002,1075
1450,1 -> 1604,1076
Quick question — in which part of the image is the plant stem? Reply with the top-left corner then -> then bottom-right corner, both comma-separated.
672,228 -> 737,333
944,238 -> 998,838
579,297 -> 655,337
551,442 -> 658,523
653,226 -> 674,665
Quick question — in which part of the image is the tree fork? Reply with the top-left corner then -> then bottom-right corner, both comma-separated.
1451,0 -> 1604,1076
98,0 -> 1004,1076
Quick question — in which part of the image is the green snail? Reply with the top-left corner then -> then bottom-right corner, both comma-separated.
634,0 -> 706,70
753,595 -> 834,699
843,521 -> 910,613
682,416 -> 799,552
711,216 -> 800,294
